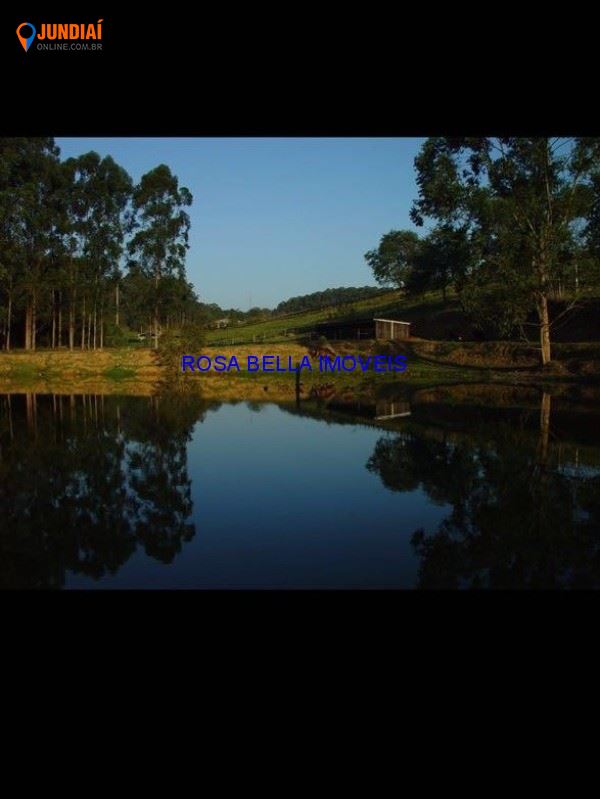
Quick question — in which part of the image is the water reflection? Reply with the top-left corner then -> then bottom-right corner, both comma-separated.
0,393 -> 206,588
365,386 -> 600,588
1,385 -> 600,588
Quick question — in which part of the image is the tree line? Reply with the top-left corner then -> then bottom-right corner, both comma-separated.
0,137 -> 201,351
195,286 -> 389,327
275,286 -> 388,315
365,138 -> 600,364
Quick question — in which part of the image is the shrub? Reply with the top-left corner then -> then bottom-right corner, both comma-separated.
104,323 -> 130,348
158,324 -> 206,387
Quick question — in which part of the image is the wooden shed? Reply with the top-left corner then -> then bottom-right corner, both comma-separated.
374,318 -> 411,341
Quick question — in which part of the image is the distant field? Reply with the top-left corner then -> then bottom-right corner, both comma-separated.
203,289 -> 444,345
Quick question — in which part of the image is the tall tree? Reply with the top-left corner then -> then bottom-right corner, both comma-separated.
0,138 -> 61,350
128,165 -> 192,349
364,230 -> 420,288
411,137 -> 600,365
62,152 -> 132,350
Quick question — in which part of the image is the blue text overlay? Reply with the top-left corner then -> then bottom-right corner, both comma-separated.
181,354 -> 407,373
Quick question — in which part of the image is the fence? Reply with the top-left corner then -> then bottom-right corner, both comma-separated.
206,327 -> 378,347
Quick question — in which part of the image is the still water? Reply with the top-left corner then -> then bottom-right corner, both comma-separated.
1,387 -> 599,588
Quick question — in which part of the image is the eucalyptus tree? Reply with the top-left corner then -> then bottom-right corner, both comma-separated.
0,213 -> 19,350
128,165 -> 192,349
62,152 -> 133,349
411,137 -> 600,365
0,137 -> 62,350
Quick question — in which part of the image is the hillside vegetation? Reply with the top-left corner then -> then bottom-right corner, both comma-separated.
204,288 -> 600,346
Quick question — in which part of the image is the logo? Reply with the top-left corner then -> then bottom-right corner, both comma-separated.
16,19 -> 103,53
16,21 -> 36,52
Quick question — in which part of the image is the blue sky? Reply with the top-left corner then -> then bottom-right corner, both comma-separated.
56,138 -> 424,309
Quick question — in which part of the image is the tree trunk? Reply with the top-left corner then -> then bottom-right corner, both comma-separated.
24,300 -> 31,350
51,291 -> 56,349
58,291 -> 62,348
69,288 -> 75,350
537,293 -> 551,366
6,293 -> 11,351
99,298 -> 104,350
31,290 -> 36,351
115,283 -> 119,327
154,263 -> 160,349
81,296 -> 86,349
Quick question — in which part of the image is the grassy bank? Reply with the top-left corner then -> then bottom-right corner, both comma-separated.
0,348 -> 162,394
0,344 -> 486,398
2,337 -> 600,398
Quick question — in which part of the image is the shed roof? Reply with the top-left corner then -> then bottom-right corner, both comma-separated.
373,318 -> 411,325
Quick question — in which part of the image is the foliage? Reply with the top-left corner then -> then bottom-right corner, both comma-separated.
460,261 -> 531,339
364,231 -> 420,287
128,164 -> 193,349
409,137 -> 600,364
408,225 -> 474,298
157,323 -> 206,387
276,286 -> 388,314
103,322 -> 130,348
0,138 -> 202,352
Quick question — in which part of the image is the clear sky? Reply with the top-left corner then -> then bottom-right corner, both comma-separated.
56,137 -> 424,309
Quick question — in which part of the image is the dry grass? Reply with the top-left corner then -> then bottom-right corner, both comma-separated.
202,342 -> 311,362
2,338 -> 600,398
0,348 -> 162,394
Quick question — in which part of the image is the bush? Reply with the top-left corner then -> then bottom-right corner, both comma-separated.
158,324 -> 205,387
104,323 -> 130,348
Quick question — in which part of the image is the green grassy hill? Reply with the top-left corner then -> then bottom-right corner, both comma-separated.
204,288 -> 600,346
204,289 -> 453,345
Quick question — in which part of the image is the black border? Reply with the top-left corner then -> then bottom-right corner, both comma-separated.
3,10 -> 598,136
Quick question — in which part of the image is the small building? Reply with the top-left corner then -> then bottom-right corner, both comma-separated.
213,317 -> 230,329
374,318 -> 411,341
313,316 -> 411,341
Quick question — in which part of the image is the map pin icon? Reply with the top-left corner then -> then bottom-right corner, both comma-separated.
17,22 -> 36,52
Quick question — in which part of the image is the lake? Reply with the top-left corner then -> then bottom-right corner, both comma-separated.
1,385 -> 600,588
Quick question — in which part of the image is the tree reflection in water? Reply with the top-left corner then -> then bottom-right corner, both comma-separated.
367,391 -> 600,589
0,393 -> 207,588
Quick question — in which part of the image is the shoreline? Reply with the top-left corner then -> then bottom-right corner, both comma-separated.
1,342 -> 599,397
